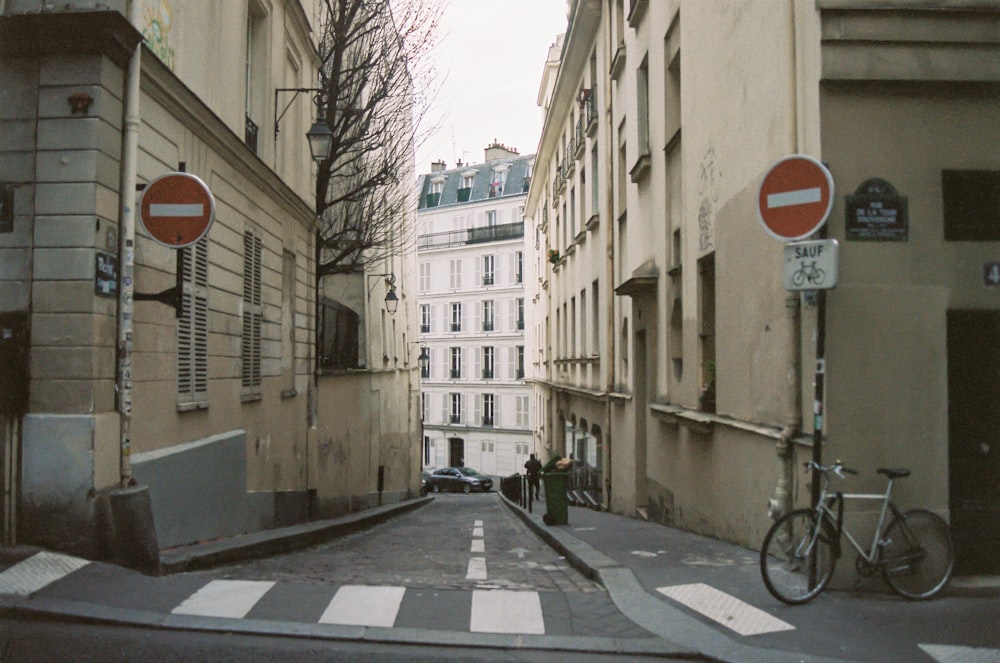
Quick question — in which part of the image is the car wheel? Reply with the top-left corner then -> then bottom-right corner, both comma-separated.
432,484 -> 440,493
463,484 -> 471,494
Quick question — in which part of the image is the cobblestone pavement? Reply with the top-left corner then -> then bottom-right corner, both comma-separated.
200,494 -> 599,594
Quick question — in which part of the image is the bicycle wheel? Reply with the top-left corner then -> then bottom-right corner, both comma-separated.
760,508 -> 838,604
882,509 -> 953,599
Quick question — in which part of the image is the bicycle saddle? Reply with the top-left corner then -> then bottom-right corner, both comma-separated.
877,467 -> 910,479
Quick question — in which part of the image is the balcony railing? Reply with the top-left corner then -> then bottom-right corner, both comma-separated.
482,322 -> 494,332
516,319 -> 525,330
482,369 -> 494,379
450,369 -> 461,379
450,414 -> 461,424
450,323 -> 461,332
245,115 -> 259,154
482,275 -> 494,286
481,417 -> 494,427
516,369 -> 525,379
418,222 -> 524,251
420,324 -> 430,333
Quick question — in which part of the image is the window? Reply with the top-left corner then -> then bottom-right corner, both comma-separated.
516,395 -> 529,428
516,345 -> 525,379
422,393 -> 429,421
483,346 -> 495,379
420,352 -> 430,379
450,393 -> 463,423
427,178 -> 444,207
450,302 -> 462,332
482,393 -> 495,426
580,290 -> 587,356
482,254 -> 495,285
458,173 -> 475,202
486,210 -> 497,227
515,251 -> 523,283
516,298 -> 525,330
490,169 -> 507,197
420,304 -> 431,333
699,254 -> 716,413
462,173 -> 475,189
244,1 -> 266,153
943,170 -> 1000,241
424,435 -> 433,465
449,259 -> 462,289
177,238 -> 209,406
482,300 -> 494,332
241,230 -> 263,396
450,347 -> 462,379
636,56 -> 650,157
280,251 -> 296,393
419,262 -> 430,291
318,298 -> 359,370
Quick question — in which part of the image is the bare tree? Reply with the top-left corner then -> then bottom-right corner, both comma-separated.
314,0 -> 443,277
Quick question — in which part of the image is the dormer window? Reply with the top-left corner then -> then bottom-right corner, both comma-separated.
489,166 -> 509,198
458,171 -> 476,202
427,177 -> 445,207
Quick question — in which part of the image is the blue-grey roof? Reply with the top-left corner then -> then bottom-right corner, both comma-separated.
417,154 -> 535,210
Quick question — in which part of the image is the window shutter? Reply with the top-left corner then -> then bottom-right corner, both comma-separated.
442,395 -> 448,424
474,347 -> 481,378
474,257 -> 480,286
178,238 -> 209,405
508,253 -> 516,284
508,299 -> 516,331
507,347 -> 515,380
474,394 -> 481,424
474,301 -> 481,331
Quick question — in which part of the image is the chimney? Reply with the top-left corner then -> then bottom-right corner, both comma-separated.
484,140 -> 519,163
430,160 -> 446,172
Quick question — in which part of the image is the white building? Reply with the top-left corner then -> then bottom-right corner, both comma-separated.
416,143 -> 535,478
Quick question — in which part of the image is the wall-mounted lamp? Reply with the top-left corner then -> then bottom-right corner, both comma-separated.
274,87 -> 332,163
367,273 -> 398,315
417,346 -> 430,372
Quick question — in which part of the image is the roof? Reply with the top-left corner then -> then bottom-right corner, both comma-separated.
416,154 -> 536,210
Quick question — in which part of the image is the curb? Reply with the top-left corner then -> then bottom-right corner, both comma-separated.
159,496 -> 434,574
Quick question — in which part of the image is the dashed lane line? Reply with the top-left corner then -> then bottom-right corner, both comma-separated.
657,582 -> 794,637
467,557 -> 488,580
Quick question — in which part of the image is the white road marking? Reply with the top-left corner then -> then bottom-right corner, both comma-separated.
149,203 -> 204,217
0,552 -> 90,596
172,579 -> 274,618
466,557 -> 488,580
657,583 -> 794,636
470,590 -> 544,634
472,526 -> 484,537
631,550 -> 658,558
767,187 -> 821,209
474,520 -> 483,527
319,585 -> 405,627
920,644 -> 1000,663
471,539 -> 485,553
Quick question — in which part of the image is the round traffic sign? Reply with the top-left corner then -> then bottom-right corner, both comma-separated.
139,172 -> 215,248
757,155 -> 834,241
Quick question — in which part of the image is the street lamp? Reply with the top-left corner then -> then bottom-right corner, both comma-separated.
367,273 -> 399,314
417,346 -> 430,372
306,119 -> 333,163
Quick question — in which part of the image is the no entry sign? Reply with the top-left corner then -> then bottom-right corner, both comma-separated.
757,155 -> 834,241
139,172 -> 215,248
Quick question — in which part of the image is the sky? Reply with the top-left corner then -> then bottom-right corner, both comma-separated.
415,0 -> 569,175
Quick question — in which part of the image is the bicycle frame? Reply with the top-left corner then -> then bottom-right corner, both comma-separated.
813,469 -> 901,565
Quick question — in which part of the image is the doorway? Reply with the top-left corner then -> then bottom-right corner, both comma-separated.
947,310 -> 1000,574
449,438 -> 464,468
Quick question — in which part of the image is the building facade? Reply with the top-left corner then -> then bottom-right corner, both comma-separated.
527,0 -> 1000,576
416,144 -> 535,478
0,0 -> 420,561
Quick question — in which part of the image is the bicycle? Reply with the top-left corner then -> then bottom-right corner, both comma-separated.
760,461 -> 953,605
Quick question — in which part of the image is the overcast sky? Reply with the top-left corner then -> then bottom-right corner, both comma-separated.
415,0 -> 569,175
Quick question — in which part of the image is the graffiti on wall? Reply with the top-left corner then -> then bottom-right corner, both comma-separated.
698,146 -> 721,253
141,0 -> 175,71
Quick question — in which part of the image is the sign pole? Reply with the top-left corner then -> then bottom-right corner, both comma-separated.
811,287 -> 826,509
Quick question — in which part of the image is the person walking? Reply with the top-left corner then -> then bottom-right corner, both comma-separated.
524,453 -> 542,500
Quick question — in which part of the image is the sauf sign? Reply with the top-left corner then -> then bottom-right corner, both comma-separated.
757,155 -> 838,291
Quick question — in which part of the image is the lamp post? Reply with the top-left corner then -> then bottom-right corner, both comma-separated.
367,273 -> 399,314
306,120 -> 333,163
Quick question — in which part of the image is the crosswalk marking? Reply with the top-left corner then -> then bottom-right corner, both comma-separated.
319,585 -> 405,627
471,539 -> 485,553
472,526 -> 484,537
470,589 -> 544,634
172,579 -> 275,618
657,583 -> 794,636
467,556 -> 488,580
0,552 -> 90,596
920,644 -> 1000,663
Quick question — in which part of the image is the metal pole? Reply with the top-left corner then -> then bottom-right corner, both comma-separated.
810,289 -> 827,508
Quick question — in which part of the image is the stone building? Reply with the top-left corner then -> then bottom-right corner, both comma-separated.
527,0 -> 1000,576
416,144 -> 535,478
0,0 -> 420,562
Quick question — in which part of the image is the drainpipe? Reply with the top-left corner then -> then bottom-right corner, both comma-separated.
603,0 -> 616,510
117,0 -> 143,486
770,0 -> 803,520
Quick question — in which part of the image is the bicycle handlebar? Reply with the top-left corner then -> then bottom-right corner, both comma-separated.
804,460 -> 859,478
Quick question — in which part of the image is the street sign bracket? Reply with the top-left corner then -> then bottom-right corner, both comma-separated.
133,247 -> 184,317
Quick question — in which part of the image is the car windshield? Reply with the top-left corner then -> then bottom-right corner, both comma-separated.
460,468 -> 480,476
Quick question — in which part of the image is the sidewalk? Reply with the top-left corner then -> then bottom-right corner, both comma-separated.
502,492 -> 1000,663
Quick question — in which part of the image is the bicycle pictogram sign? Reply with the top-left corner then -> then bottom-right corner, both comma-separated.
783,239 -> 838,291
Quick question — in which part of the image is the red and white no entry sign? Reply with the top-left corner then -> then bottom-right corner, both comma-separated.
139,172 -> 215,248
757,155 -> 834,241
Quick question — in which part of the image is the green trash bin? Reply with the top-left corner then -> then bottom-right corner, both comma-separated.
541,471 -> 569,525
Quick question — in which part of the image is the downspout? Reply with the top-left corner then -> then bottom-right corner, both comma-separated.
117,0 -> 143,486
603,0 -> 616,509
770,0 -> 803,520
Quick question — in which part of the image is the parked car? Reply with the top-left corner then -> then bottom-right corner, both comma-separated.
425,467 -> 493,494
420,470 -> 432,496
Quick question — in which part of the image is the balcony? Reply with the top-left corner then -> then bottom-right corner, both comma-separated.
482,275 -> 494,286
450,323 -> 461,332
245,115 -> 259,154
418,222 -> 524,250
481,417 -> 494,427
482,369 -> 494,379
585,87 -> 598,136
482,322 -> 494,332
450,369 -> 462,379
450,414 -> 461,424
